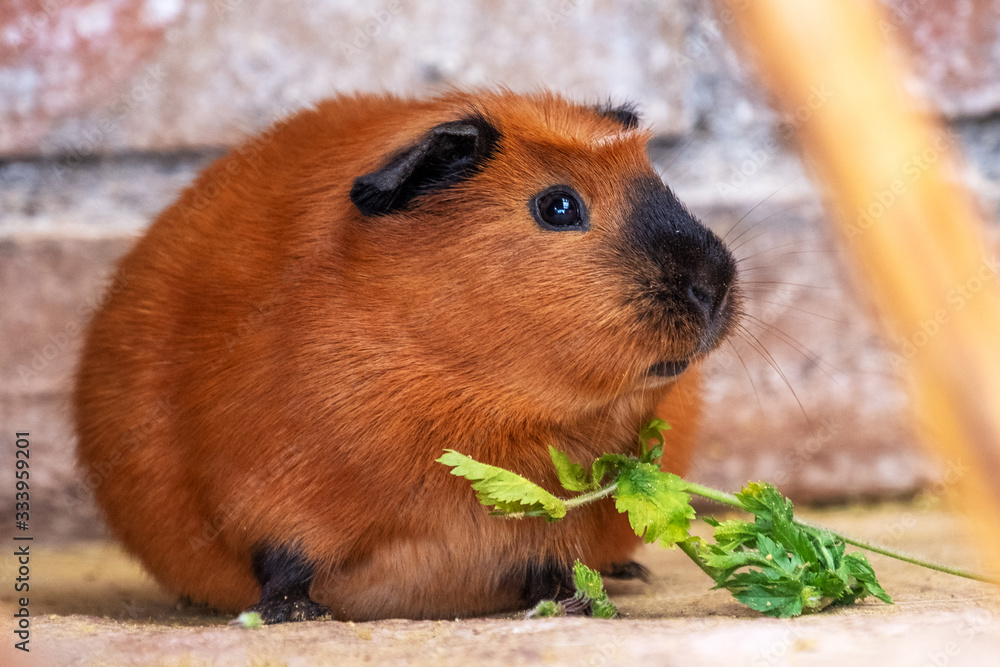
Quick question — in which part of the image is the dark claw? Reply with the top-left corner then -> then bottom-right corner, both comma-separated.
560,594 -> 593,616
602,560 -> 651,582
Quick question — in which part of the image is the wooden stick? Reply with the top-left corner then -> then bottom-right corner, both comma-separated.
722,0 -> 1000,577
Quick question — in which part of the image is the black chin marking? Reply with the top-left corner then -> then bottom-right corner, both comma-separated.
649,360 -> 689,378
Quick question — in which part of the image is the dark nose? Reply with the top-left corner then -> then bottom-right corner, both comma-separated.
687,275 -> 731,323
623,176 -> 738,335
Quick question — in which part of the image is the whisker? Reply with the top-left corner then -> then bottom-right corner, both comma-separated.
736,263 -> 817,276
739,288 -> 844,308
737,280 -> 833,291
740,299 -> 846,325
743,201 -> 806,227
596,351 -> 641,452
739,315 -> 841,385
734,324 -> 817,435
726,205 -> 811,256
727,336 -> 764,417
736,249 -> 827,269
660,113 -> 711,177
727,227 -> 774,256
725,218 -> 770,252
664,162 -> 700,189
721,176 -> 804,245
728,224 -> 815,260
735,238 -> 820,264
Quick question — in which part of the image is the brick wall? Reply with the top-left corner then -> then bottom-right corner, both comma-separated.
2,0 -> 999,541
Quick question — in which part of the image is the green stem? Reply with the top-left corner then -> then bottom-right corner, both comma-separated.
677,539 -> 723,581
565,481 -> 618,509
794,517 -> 999,584
680,481 -> 746,511
501,482 -> 618,519
680,481 -> 1000,585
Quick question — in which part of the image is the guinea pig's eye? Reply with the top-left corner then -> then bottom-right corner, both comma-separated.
531,186 -> 589,231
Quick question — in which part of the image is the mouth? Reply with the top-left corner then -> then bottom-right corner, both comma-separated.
647,359 -> 690,378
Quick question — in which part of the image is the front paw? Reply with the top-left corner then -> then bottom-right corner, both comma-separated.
245,596 -> 332,624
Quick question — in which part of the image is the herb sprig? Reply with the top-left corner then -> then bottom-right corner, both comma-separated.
686,482 -> 892,616
438,419 -> 992,618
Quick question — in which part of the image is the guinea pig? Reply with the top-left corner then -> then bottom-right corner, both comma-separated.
74,90 -> 740,623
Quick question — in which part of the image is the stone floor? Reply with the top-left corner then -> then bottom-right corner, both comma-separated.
3,503 -> 999,666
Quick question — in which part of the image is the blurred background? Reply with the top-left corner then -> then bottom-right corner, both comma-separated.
1,0 -> 999,543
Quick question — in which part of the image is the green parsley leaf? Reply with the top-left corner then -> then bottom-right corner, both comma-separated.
591,452 -> 633,488
614,462 -> 693,546
528,600 -> 565,617
701,546 -> 774,575
234,611 -> 264,629
709,517 -> 762,552
727,574 -> 806,618
548,446 -> 590,492
572,561 -> 618,619
572,560 -> 606,599
638,418 -> 670,462
437,450 -> 567,520
736,481 -> 795,527
694,482 -> 894,618
842,552 -> 894,605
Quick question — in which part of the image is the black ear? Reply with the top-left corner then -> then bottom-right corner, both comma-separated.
594,101 -> 641,130
350,115 -> 501,217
